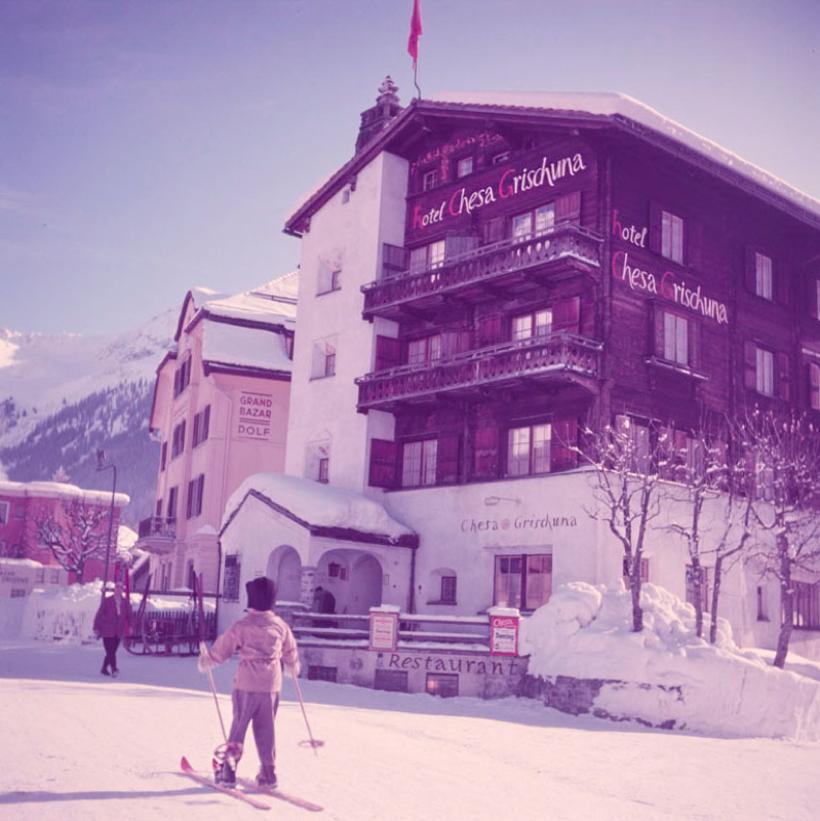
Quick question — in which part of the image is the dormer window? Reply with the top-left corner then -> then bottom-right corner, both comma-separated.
422,169 -> 438,191
456,157 -> 473,178
492,151 -> 510,166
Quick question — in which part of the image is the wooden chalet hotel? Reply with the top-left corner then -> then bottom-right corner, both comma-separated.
229,81 -> 820,660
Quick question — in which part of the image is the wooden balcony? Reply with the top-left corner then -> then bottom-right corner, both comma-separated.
356,332 -> 602,411
362,224 -> 603,319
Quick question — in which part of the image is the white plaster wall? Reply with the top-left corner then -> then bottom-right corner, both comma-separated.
285,151 -> 408,495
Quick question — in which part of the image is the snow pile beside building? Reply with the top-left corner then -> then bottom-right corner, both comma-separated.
520,582 -> 820,740
20,581 -> 104,643
222,472 -> 416,544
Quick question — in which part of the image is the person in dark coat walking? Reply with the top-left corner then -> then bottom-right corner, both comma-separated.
93,582 -> 130,676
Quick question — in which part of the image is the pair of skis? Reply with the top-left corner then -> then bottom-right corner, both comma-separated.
180,756 -> 322,812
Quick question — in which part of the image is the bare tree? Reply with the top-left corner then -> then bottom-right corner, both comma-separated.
573,417 -> 670,632
738,409 -> 820,668
35,499 -> 107,583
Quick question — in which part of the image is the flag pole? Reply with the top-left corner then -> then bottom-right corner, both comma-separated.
413,62 -> 421,100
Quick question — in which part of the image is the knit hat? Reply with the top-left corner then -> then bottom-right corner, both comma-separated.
246,577 -> 276,611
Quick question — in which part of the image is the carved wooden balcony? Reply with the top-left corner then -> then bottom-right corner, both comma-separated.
362,224 -> 603,319
356,332 -> 603,411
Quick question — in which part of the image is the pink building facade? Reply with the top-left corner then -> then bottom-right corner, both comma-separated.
0,479 -> 129,584
138,275 -> 297,593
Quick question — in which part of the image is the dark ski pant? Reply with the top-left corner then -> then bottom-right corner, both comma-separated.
102,637 -> 120,672
228,690 -> 280,767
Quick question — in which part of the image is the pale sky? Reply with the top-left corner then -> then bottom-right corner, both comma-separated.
1,0 -> 818,335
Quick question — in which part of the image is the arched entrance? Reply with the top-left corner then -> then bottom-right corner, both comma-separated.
315,549 -> 383,615
266,545 -> 302,604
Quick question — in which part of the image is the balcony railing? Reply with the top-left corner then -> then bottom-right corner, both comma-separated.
363,224 -> 603,317
137,516 -> 177,540
356,332 -> 602,410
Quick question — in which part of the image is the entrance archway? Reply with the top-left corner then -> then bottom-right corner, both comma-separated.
350,554 -> 383,614
266,545 -> 302,604
314,549 -> 384,615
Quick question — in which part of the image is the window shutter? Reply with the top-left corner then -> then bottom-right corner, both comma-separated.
688,320 -> 702,370
743,341 -> 757,391
777,352 -> 791,401
482,216 -> 505,245
186,481 -> 193,519
774,261 -> 790,306
686,219 -> 703,269
552,296 -> 581,334
368,439 -> 397,488
477,314 -> 504,346
654,306 -> 665,357
473,423 -> 500,479
203,405 -> 210,440
197,475 -> 205,516
809,277 -> 820,320
555,191 -> 581,224
648,202 -> 663,254
809,362 -> 820,411
382,242 -> 409,277
436,432 -> 461,485
375,335 -> 401,371
744,246 -> 757,294
192,414 -> 200,447
550,419 -> 577,472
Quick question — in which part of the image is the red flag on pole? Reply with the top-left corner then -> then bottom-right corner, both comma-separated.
407,0 -> 423,68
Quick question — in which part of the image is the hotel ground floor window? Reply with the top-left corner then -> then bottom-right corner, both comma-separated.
792,581 -> 820,630
402,439 -> 437,487
507,423 -> 551,477
494,554 -> 552,610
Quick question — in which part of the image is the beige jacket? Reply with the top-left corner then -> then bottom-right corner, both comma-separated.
208,610 -> 300,693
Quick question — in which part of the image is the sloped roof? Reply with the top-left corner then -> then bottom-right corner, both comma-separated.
221,473 -> 418,548
285,93 -> 820,235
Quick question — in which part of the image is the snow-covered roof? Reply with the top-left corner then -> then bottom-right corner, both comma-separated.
431,91 -> 820,219
222,473 -> 417,547
0,479 -> 129,507
200,319 -> 293,374
286,92 -> 820,232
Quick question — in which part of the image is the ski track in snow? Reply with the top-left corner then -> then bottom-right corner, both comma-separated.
0,642 -> 819,821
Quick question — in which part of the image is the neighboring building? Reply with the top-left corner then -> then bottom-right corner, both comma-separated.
138,274 -> 298,593
0,479 -> 129,583
224,84 -> 820,658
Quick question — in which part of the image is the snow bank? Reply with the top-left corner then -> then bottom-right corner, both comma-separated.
520,582 -> 820,740
222,472 -> 416,543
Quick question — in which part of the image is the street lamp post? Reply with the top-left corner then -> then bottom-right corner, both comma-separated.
96,449 -> 117,596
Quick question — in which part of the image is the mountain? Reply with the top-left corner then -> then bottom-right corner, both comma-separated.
0,309 -> 177,527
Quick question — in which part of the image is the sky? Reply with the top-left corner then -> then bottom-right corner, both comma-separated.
0,0 -> 818,335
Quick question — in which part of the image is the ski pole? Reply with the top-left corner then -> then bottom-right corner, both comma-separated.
291,668 -> 324,754
200,641 -> 228,742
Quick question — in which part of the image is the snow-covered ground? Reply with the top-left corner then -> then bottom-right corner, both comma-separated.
1,639 -> 819,821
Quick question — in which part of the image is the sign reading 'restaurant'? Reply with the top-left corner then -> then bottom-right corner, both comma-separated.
412,152 -> 588,232
235,391 -> 273,440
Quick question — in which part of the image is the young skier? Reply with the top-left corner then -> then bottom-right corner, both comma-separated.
198,576 -> 300,788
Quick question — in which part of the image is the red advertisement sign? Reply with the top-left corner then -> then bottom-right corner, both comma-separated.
369,611 -> 399,652
489,615 -> 519,657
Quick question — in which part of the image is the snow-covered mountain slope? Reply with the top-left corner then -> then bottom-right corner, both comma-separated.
0,308 -> 177,525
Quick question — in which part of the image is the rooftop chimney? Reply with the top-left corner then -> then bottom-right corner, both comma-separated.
355,76 -> 402,153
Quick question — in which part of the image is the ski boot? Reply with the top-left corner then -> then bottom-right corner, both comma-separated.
213,741 -> 241,786
256,765 -> 277,789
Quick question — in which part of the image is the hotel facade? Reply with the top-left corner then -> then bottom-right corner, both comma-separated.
219,84 -> 820,659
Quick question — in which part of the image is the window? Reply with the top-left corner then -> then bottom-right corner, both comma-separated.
422,169 -> 438,191
408,240 -> 446,274
616,417 -> 651,474
0,501 -> 9,525
374,669 -> 409,692
311,337 -> 337,379
317,266 -> 342,295
186,474 -> 205,519
506,423 -> 551,477
171,420 -> 186,458
173,356 -> 192,398
11,589 -> 26,598
685,565 -> 710,613
426,673 -> 459,698
192,406 -> 211,447
440,575 -> 457,604
793,581 -> 820,630
511,309 -> 552,342
402,439 -> 437,487
663,312 -> 689,366
167,486 -> 179,523
407,335 -> 442,365
623,557 -> 650,585
756,347 -> 774,396
160,441 -> 167,472
810,361 -> 820,411
755,253 -> 773,301
661,210 -> 684,264
492,151 -> 510,165
318,457 -> 329,484
756,585 -> 769,621
456,156 -> 473,178
512,203 -> 555,242
223,554 -> 241,601
308,666 -> 338,682
494,554 -> 552,610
